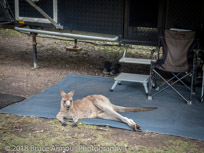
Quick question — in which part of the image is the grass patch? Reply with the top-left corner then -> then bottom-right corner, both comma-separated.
0,114 -> 203,153
0,29 -> 22,36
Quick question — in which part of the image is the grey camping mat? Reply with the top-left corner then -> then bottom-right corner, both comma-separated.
0,74 -> 203,140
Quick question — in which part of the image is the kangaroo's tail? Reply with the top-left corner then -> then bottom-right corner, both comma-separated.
112,105 -> 157,112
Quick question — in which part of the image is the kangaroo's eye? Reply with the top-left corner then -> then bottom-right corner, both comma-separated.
63,100 -> 66,103
70,100 -> 73,102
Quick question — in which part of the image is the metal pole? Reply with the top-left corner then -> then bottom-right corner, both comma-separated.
32,33 -> 38,68
15,26 -> 120,42
74,39 -> 78,48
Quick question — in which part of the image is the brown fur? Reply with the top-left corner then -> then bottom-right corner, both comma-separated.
56,90 -> 157,131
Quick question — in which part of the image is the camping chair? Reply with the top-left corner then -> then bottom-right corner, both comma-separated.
148,29 -> 199,105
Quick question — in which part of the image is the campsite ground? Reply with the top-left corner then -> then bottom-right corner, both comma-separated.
0,29 -> 203,152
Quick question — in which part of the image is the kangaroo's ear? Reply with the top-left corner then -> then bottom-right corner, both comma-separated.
68,90 -> 74,97
60,90 -> 66,97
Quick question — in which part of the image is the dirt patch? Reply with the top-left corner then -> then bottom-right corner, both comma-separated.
0,30 -> 152,97
0,29 -> 203,152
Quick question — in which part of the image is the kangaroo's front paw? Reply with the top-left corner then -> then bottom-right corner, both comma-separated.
61,123 -> 67,127
72,123 -> 78,127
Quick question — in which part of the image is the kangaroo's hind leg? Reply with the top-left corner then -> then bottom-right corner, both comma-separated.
97,112 -> 120,121
97,112 -> 138,129
94,102 -> 141,131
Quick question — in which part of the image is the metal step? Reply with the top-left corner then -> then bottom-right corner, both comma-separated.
114,73 -> 149,83
119,57 -> 154,65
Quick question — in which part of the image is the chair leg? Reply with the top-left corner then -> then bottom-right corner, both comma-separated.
151,69 -> 193,104
148,64 -> 160,100
189,56 -> 197,104
148,61 -> 154,100
172,73 -> 191,91
188,74 -> 194,105
188,52 -> 198,104
159,73 -> 180,89
152,72 -> 158,89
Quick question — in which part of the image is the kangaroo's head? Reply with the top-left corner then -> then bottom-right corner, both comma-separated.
60,90 -> 74,110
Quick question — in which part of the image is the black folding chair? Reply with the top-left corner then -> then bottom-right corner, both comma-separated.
148,29 -> 199,105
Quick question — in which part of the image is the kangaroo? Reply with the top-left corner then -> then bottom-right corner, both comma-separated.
56,90 -> 157,131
